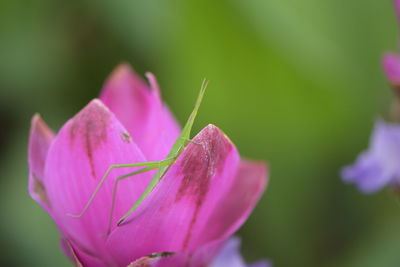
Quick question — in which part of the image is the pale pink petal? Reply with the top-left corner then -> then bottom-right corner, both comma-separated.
100,64 -> 180,161
106,124 -> 241,266
44,99 -> 153,264
28,114 -> 55,211
199,159 -> 267,245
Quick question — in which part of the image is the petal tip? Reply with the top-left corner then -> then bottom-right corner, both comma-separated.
80,99 -> 111,116
30,113 -> 54,140
113,62 -> 134,75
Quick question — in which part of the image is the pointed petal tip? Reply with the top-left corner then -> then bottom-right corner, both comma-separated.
87,98 -> 107,108
202,124 -> 226,135
202,124 -> 237,147
107,63 -> 137,83
114,62 -> 134,74
80,99 -> 110,115
30,113 -> 54,140
28,113 -> 54,210
67,98 -> 113,143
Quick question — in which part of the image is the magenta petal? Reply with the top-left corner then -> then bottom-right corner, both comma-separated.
382,53 -> 400,85
199,159 -> 267,245
28,114 -> 55,211
44,99 -> 153,264
100,64 -> 180,161
60,238 -> 84,267
106,124 -> 241,266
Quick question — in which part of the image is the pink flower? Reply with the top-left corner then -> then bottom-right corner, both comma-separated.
28,64 -> 268,267
382,1 -> 400,92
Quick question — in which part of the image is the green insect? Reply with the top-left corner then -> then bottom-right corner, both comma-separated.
68,79 -> 208,235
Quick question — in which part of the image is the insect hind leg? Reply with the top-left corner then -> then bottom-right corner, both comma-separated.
105,165 -> 159,236
67,159 -> 175,219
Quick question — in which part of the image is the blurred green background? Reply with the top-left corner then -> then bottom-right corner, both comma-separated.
1,0 -> 399,266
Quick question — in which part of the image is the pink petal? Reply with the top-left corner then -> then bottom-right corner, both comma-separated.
44,99 -> 154,264
106,124 -> 241,266
382,53 -> 400,86
199,159 -> 267,245
28,114 -> 55,211
60,238 -> 84,267
99,64 -> 180,161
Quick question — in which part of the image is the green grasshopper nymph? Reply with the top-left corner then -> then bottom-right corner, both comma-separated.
68,79 -> 208,235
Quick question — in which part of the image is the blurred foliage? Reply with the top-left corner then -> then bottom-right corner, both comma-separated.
0,0 -> 399,266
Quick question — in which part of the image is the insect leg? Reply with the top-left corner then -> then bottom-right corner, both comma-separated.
105,165 -> 160,235
178,137 -> 202,146
67,158 -> 175,218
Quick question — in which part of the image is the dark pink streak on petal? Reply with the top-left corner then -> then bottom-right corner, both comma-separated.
176,126 -> 234,250
68,102 -> 110,179
106,124 -> 240,267
28,114 -> 54,210
45,99 -> 153,265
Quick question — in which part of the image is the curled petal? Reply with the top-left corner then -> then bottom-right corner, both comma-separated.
341,120 -> 400,193
100,64 -> 180,161
107,124 -> 241,266
44,99 -> 154,264
28,114 -> 54,211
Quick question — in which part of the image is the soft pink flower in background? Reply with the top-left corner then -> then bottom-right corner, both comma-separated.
28,64 -> 268,266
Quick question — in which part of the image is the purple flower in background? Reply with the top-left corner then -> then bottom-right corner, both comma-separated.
341,120 -> 400,193
209,237 -> 271,267
341,0 -> 400,194
28,64 -> 268,266
120,237 -> 272,267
